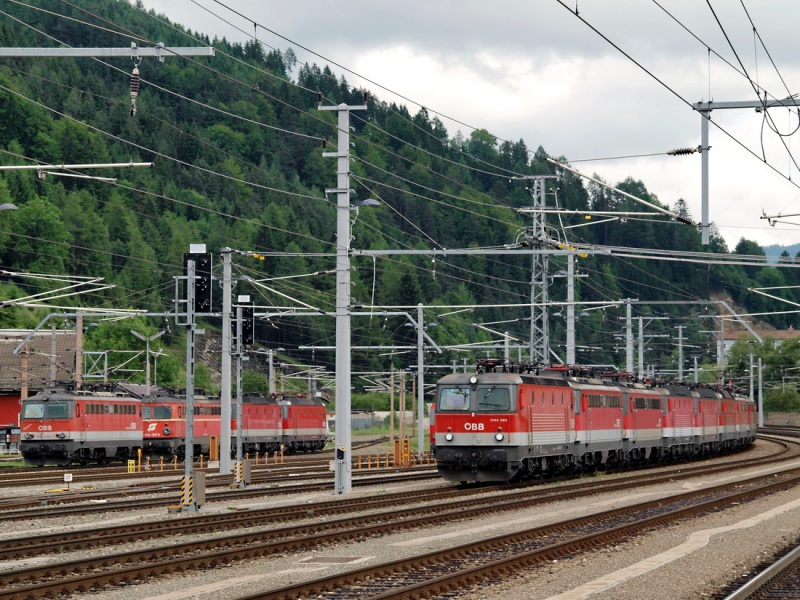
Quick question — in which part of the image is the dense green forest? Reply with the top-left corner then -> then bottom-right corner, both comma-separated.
1,0 -> 799,409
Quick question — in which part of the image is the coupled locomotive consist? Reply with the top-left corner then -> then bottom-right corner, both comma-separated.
142,391 -> 328,459
434,361 -> 758,483
20,385 -> 329,466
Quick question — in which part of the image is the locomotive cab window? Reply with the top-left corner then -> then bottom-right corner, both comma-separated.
438,388 -> 471,411
45,403 -> 69,419
477,387 -> 511,411
22,402 -> 44,419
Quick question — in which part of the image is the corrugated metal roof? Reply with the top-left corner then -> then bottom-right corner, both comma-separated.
0,329 -> 77,393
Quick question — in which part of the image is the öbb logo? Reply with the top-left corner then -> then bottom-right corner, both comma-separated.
464,423 -> 484,431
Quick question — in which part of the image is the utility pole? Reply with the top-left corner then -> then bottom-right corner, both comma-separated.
566,255 -> 576,365
234,301 -> 245,468
268,350 -> 276,394
219,249 -> 233,475
675,325 -> 686,380
319,100 -> 366,495
50,322 -> 57,385
619,299 -> 636,373
182,259 -> 198,512
75,314 -> 83,389
758,357 -> 764,427
417,304 -> 425,459
562,255 -> 587,365
638,316 -> 669,378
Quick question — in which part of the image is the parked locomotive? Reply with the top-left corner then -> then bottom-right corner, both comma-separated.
434,360 -> 757,483
20,384 -> 329,466
142,391 -> 328,459
20,386 -> 142,467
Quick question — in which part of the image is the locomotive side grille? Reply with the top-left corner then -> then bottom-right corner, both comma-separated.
531,414 -> 566,430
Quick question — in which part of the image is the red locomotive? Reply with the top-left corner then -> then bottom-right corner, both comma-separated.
20,385 -> 142,466
20,385 -> 329,466
433,359 -> 757,483
275,393 -> 329,453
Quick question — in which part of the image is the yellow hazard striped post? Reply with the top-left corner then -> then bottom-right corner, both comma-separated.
181,475 -> 193,508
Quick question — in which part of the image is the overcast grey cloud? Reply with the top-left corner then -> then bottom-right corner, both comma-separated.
141,0 -> 800,250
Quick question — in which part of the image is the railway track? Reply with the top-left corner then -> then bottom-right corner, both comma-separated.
0,435 -> 789,517
0,444 -> 791,560
713,540 -> 800,599
0,466 -> 440,519
233,471 -> 800,600
0,437 -> 391,486
1,462 -> 797,599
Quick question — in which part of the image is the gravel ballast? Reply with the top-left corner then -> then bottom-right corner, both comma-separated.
3,440 -> 800,600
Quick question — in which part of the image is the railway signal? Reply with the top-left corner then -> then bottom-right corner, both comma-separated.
183,251 -> 212,313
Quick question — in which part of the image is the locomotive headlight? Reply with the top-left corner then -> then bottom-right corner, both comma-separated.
163,426 -> 171,435
445,428 -> 454,442
495,428 -> 504,442
56,432 -> 66,439
24,433 -> 34,440
468,375 -> 479,385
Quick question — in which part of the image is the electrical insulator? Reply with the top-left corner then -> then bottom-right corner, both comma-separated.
130,66 -> 140,117
667,146 -> 698,156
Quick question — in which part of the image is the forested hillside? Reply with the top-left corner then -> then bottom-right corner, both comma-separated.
0,0 -> 797,391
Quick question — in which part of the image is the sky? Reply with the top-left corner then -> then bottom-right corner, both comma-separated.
138,0 -> 800,251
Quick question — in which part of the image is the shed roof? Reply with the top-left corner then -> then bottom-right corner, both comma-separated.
0,329 -> 77,393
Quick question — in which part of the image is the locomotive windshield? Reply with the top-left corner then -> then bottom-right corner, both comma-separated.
477,387 -> 511,411
22,401 -> 69,419
22,402 -> 44,419
142,406 -> 172,419
438,388 -> 471,411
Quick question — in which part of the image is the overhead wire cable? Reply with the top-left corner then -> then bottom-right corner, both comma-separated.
12,1 -> 328,144
15,3 -> 716,328
352,123 -> 522,198
353,170 -> 515,225
704,0 -> 800,171
555,0 -> 800,195
0,146 -> 336,256
739,0 -> 798,123
0,65 -> 334,235
199,0 -> 541,177
48,0 -> 525,237
0,83 -> 325,203
132,0 -> 533,191
6,4 -> 536,346
652,0 -> 800,140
